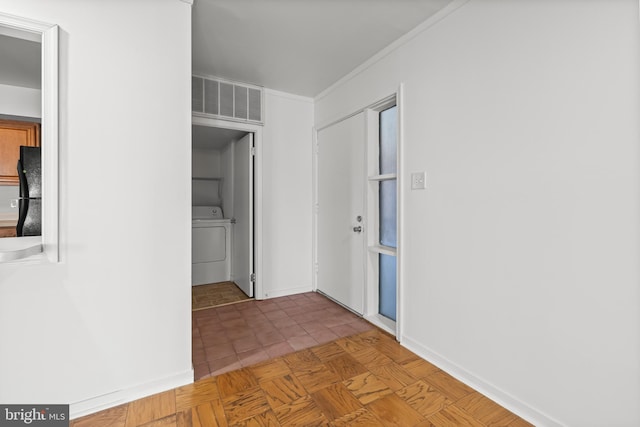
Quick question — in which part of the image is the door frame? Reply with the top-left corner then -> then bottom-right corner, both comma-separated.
192,115 -> 263,300
312,85 -> 404,339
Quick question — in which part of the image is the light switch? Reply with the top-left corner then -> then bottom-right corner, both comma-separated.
411,172 -> 426,190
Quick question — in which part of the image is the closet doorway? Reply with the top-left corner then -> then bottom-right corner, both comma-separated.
191,116 -> 262,307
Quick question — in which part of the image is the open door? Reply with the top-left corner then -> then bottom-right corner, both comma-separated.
233,133 -> 254,297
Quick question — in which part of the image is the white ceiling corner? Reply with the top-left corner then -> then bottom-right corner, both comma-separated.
192,0 -> 455,97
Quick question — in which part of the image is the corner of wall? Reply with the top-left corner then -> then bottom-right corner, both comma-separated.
401,334 -> 564,427
70,369 -> 193,420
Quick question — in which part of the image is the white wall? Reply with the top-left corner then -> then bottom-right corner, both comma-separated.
315,0 -> 640,425
0,83 -> 40,118
221,142 -> 234,218
192,148 -> 221,177
262,89 -> 314,298
0,0 -> 192,417
192,148 -> 222,206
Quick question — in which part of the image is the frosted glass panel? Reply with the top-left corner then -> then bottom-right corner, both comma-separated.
379,254 -> 396,321
379,105 -> 397,175
379,179 -> 397,247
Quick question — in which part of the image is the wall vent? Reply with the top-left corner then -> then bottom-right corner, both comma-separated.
192,75 -> 263,125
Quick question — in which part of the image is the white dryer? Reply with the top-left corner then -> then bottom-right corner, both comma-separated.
192,205 -> 232,286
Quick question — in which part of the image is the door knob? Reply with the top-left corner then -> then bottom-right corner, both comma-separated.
353,226 -> 362,233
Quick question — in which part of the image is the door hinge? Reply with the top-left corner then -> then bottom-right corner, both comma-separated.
251,147 -> 256,156
250,273 -> 256,282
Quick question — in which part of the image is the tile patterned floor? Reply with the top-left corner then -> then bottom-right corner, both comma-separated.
192,281 -> 251,311
192,292 -> 375,380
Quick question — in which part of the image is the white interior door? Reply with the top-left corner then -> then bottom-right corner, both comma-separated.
317,113 -> 365,314
233,133 -> 254,297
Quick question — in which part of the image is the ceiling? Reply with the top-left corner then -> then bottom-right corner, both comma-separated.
192,0 -> 454,97
1,1 -> 455,96
0,34 -> 41,89
193,125 -> 248,150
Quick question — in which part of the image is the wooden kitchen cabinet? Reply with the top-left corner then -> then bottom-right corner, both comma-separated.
0,227 -> 16,238
0,119 -> 40,186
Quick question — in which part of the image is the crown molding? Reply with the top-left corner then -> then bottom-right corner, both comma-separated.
179,0 -> 194,5
314,0 -> 470,101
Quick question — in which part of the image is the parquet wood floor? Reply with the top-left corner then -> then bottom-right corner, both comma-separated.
71,329 -> 534,427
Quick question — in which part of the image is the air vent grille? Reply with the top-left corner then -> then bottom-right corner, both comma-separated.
248,88 -> 261,122
204,79 -> 219,115
219,83 -> 234,117
234,86 -> 248,120
192,75 -> 263,125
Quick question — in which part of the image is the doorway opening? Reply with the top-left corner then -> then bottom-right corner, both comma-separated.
191,123 -> 255,311
0,14 -> 58,263
314,92 -> 401,338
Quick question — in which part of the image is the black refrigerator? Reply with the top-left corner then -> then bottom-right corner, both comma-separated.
16,146 -> 41,237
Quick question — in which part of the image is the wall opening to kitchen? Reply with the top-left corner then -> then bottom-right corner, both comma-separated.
0,13 -> 58,264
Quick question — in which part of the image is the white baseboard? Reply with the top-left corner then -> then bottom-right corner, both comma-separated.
262,285 -> 312,299
401,335 -> 563,427
364,314 -> 396,336
70,369 -> 194,420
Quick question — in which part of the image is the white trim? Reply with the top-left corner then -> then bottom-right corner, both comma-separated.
368,173 -> 397,181
396,83 -> 405,340
0,13 -> 59,264
315,93 -> 397,134
401,335 -> 563,427
264,285 -> 313,299
364,109 -> 379,320
41,24 -> 59,263
315,108 -> 364,134
0,11 -> 53,36
70,369 -> 193,420
179,0 -> 194,4
192,116 -> 264,300
311,128 -> 319,292
365,313 -> 396,336
315,0 -> 471,102
192,111 -> 262,127
0,25 -> 40,42
368,245 -> 396,257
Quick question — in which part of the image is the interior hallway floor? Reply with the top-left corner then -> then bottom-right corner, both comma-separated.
192,281 -> 251,311
71,325 -> 533,426
192,291 -> 374,380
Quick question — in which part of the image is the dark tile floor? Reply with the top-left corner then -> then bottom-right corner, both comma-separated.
192,291 -> 375,380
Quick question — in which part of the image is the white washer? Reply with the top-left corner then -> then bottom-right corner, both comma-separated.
192,206 -> 232,286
